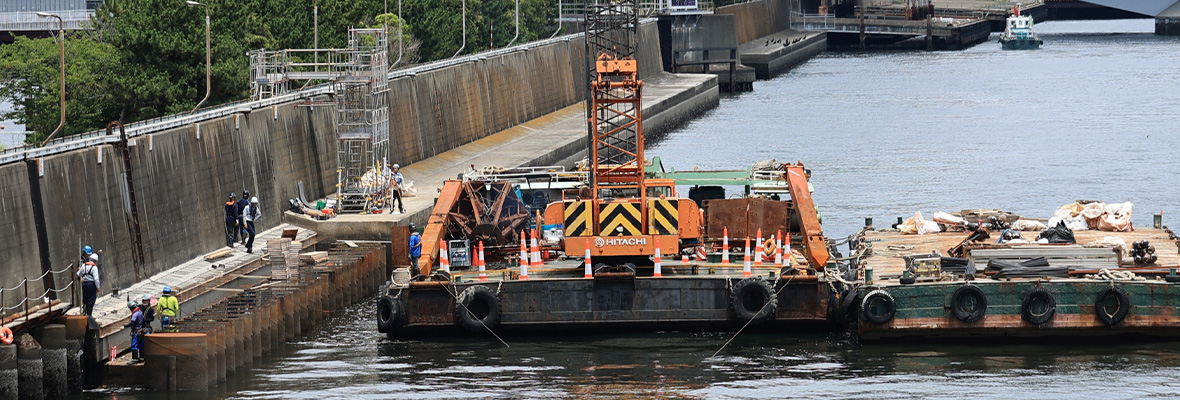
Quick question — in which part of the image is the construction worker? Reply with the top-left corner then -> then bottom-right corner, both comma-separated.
157,286 -> 179,331
80,245 -> 96,267
238,190 -> 252,244
391,164 -> 406,214
225,193 -> 239,247
243,196 -> 261,253
409,225 -> 421,270
77,255 -> 100,316
124,300 -> 145,361
140,294 -> 156,333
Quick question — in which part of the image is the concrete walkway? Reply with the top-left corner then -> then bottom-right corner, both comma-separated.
77,224 -> 316,343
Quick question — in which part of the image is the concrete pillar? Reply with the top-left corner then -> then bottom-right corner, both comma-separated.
144,333 -> 209,391
0,344 -> 17,399
62,315 -> 87,391
234,319 -> 246,369
214,329 -> 227,384
34,324 -> 67,400
17,334 -> 44,400
224,324 -> 238,374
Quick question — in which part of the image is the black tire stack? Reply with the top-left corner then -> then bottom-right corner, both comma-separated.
1131,240 -> 1157,265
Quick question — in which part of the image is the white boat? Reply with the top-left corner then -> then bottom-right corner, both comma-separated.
999,4 -> 1043,50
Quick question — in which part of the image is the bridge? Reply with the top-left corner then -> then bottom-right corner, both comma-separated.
1077,0 -> 1180,33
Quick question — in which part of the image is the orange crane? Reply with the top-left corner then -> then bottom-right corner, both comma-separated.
542,1 -> 702,266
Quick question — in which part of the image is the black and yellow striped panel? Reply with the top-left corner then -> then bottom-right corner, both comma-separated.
648,199 -> 679,235
563,200 -> 591,237
599,202 -> 643,236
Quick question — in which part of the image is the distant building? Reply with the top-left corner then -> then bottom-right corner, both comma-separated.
0,0 -> 102,43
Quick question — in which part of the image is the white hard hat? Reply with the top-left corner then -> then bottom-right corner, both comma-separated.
251,196 -> 258,203
89,253 -> 99,261
392,163 -> 400,169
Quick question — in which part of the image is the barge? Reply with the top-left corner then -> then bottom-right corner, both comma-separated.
376,161 -> 858,337
848,209 -> 1180,341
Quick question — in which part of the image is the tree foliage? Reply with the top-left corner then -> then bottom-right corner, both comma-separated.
0,0 -> 554,145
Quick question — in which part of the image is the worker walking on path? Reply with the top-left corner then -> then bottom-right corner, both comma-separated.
238,190 -> 252,244
392,164 -> 406,214
157,286 -> 179,332
225,193 -> 239,247
243,196 -> 261,253
77,255 -> 100,316
409,226 -> 421,270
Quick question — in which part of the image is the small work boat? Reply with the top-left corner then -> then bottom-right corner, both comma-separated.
999,4 -> 1042,50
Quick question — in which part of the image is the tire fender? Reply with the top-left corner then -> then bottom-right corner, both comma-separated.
730,277 -> 778,325
950,285 -> 988,323
455,285 -> 503,333
861,290 -> 896,325
1021,287 -> 1056,325
1095,287 -> 1131,326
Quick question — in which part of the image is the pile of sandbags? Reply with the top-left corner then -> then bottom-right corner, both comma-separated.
1047,201 -> 1134,232
898,211 -> 941,235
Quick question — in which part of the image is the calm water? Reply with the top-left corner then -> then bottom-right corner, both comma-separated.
88,19 -> 1180,399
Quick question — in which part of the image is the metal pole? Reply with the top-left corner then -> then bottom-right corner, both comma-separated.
314,0 -> 319,71
452,0 -> 467,58
506,0 -> 520,47
393,0 -> 403,66
35,13 -> 65,146
551,1 -> 563,38
187,1 -> 211,113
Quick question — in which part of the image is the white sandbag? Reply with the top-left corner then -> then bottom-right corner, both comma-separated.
1048,214 -> 1089,231
1098,201 -> 1133,232
1011,219 -> 1048,231
911,211 -> 940,235
401,181 -> 418,197
932,212 -> 965,226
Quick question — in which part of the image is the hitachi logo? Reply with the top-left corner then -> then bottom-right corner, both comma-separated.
595,237 -> 647,247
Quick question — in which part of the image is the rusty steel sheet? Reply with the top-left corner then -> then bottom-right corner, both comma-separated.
703,198 -> 790,240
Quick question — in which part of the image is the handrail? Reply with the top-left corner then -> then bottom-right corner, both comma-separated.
0,263 -> 78,320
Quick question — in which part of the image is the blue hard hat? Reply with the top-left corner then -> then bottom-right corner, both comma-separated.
83,245 -> 93,255
128,300 -> 137,309
142,294 -> 151,301
163,285 -> 172,293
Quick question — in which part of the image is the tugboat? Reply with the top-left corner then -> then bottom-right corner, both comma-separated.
999,4 -> 1042,50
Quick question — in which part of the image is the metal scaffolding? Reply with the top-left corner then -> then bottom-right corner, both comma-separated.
247,28 -> 391,213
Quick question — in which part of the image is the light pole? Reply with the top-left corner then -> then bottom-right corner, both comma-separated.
186,1 -> 211,113
35,12 -> 65,146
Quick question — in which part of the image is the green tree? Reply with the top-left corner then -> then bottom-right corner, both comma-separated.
373,13 -> 422,67
0,34 -> 119,144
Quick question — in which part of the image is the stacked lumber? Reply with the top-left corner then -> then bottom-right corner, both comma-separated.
970,245 -> 1119,270
268,239 -> 292,281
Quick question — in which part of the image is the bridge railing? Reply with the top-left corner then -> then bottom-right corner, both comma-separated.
0,9 -> 94,31
790,12 -> 836,31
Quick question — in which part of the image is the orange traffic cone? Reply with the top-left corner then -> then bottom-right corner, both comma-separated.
754,228 -> 764,267
439,240 -> 450,273
742,235 -> 752,278
775,230 -> 784,266
785,231 -> 793,266
722,227 -> 731,264
477,241 -> 487,281
519,231 -> 530,280
530,229 -> 541,268
584,238 -> 593,279
653,236 -> 663,278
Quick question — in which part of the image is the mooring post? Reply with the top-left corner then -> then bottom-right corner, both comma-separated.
926,16 -> 933,51
858,13 -> 866,51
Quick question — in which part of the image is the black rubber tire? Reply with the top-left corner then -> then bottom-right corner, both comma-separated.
861,290 -> 896,325
1095,287 -> 1131,326
899,276 -> 916,285
454,285 -> 502,333
1166,275 -> 1180,283
730,277 -> 778,325
1021,287 -> 1057,325
950,285 -> 988,323
377,296 -> 395,333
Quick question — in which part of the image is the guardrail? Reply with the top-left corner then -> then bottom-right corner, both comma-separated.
0,9 -> 94,31
0,264 -> 77,325
0,18 -> 673,167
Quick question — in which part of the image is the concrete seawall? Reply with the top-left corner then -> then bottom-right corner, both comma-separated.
716,0 -> 793,45
0,20 -> 669,310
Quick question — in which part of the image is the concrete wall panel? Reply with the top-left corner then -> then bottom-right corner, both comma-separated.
38,145 -> 135,293
717,0 -> 791,44
0,162 -> 42,311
